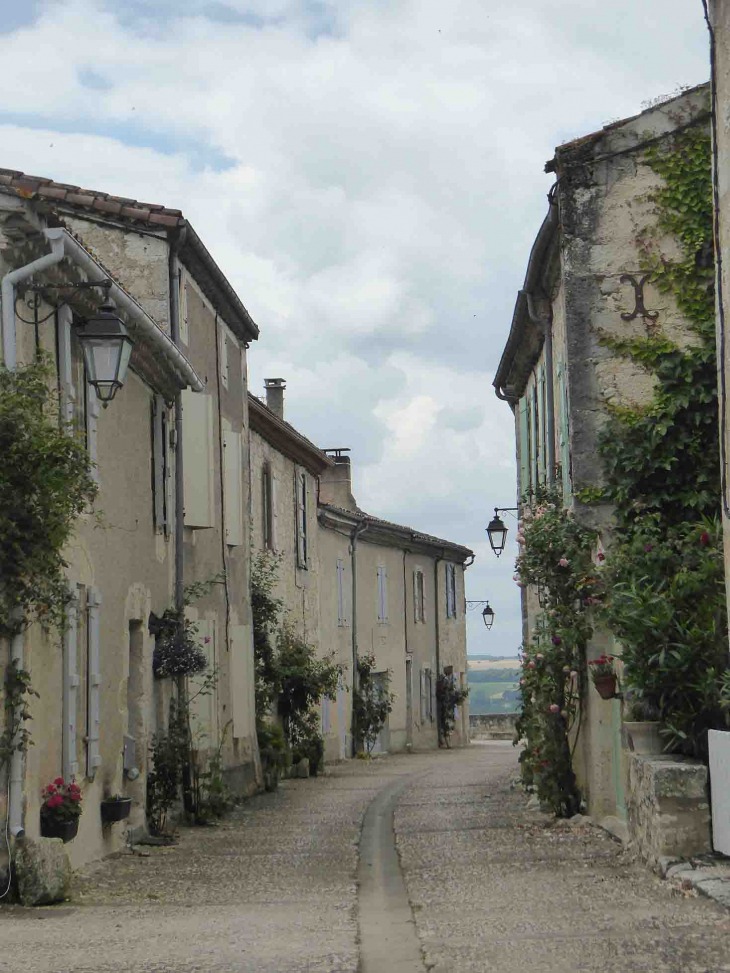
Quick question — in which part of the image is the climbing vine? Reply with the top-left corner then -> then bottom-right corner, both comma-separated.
0,356 -> 97,638
0,661 -> 39,775
589,125 -> 729,758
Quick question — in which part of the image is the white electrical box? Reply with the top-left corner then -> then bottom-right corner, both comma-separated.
709,730 -> 730,855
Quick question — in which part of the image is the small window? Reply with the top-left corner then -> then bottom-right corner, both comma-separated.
377,565 -> 388,623
413,569 -> 425,623
445,563 -> 457,619
296,470 -> 308,568
263,464 -> 274,549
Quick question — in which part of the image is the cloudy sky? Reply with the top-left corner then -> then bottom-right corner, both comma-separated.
1,0 -> 711,656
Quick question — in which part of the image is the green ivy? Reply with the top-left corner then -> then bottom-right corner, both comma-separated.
0,356 -> 97,637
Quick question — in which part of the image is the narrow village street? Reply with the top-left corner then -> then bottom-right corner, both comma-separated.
1,743 -> 730,973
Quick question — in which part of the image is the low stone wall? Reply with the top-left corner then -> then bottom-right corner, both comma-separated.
627,753 -> 711,865
469,714 -> 518,741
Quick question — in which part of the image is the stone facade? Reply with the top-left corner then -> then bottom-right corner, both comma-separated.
494,85 -> 710,821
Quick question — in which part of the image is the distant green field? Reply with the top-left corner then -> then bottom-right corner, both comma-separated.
467,678 -> 521,715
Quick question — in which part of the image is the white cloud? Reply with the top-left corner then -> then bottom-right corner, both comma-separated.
0,0 -> 711,653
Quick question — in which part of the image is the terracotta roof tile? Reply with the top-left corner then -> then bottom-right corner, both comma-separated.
37,185 -> 69,200
92,197 -> 123,214
148,212 -> 181,228
66,192 -> 97,207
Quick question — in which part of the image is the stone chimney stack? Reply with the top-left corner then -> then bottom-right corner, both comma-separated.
264,378 -> 286,420
320,449 -> 357,510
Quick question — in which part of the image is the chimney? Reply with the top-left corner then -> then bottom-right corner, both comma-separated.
320,449 -> 357,510
264,378 -> 286,420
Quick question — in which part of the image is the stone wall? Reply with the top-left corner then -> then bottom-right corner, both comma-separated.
626,753 -> 711,866
469,714 -> 518,740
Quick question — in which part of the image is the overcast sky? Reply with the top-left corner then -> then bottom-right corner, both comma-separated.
0,0 -> 711,656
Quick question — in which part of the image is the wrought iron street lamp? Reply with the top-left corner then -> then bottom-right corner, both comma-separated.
466,600 -> 495,629
486,507 -> 518,557
76,298 -> 134,405
16,280 -> 133,407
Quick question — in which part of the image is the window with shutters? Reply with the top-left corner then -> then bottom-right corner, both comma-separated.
413,568 -> 425,623
182,390 -> 215,528
377,565 -> 388,623
337,557 -> 348,627
296,470 -> 308,568
445,563 -> 457,619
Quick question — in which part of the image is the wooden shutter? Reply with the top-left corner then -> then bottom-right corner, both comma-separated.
337,558 -> 346,626
377,565 -> 388,623
182,390 -> 215,527
63,585 -> 80,781
271,472 -> 279,551
86,587 -> 102,778
519,398 -> 530,501
557,362 -> 572,503
296,471 -> 308,567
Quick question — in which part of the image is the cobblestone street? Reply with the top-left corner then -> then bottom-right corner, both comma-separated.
2,743 -> 730,972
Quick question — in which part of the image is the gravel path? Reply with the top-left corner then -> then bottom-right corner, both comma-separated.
0,743 -> 729,972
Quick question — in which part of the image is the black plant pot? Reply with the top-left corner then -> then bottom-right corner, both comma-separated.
40,817 -> 79,842
100,798 -> 132,823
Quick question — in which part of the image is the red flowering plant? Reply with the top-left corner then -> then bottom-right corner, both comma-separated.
40,778 -> 83,824
587,654 -> 616,683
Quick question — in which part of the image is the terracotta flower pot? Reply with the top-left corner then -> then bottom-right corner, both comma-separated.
593,674 -> 617,700
40,817 -> 79,842
100,798 -> 132,823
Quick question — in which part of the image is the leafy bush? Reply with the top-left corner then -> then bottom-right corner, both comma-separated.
435,674 -> 469,747
353,654 -> 394,754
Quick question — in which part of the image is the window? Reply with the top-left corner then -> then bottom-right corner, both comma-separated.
263,464 -> 274,549
445,563 -> 457,618
413,568 -> 425,623
377,565 -> 388,623
296,470 -> 308,568
337,557 -> 347,627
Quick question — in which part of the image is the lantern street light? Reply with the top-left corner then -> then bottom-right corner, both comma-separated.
76,298 -> 134,405
466,600 -> 495,629
486,507 -> 519,557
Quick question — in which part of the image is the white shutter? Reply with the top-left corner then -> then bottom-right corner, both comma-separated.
63,585 -> 80,780
413,570 -> 420,623
86,587 -> 102,778
58,305 -> 75,427
420,669 -> 426,723
219,326 -> 229,389
182,390 -> 215,527
223,427 -> 243,546
377,566 -> 385,623
179,265 -> 189,345
229,623 -> 251,740
86,384 -> 99,486
337,558 -> 345,626
152,395 -> 167,532
296,471 -> 308,567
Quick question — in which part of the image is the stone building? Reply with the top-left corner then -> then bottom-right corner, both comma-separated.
318,452 -> 472,756
493,84 -> 710,824
0,169 -> 259,877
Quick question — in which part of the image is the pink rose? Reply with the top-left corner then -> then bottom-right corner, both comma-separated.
559,558 -> 569,568
549,703 -> 559,714
528,661 -> 535,669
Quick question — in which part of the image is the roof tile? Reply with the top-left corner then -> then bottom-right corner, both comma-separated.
120,205 -> 150,220
148,212 -> 182,228
92,197 -> 123,214
66,192 -> 97,207
37,185 -> 68,200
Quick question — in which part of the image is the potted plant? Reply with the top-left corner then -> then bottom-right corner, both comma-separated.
623,695 -> 664,755
100,793 -> 132,823
40,778 -> 82,842
588,654 -> 618,700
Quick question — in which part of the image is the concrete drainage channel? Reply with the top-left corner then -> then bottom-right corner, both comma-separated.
357,773 -> 428,973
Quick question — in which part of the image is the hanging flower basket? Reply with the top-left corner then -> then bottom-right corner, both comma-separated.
593,674 -> 618,700
40,817 -> 79,842
100,797 -> 132,823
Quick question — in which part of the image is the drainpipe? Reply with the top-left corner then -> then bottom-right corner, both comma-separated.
2,229 -> 65,370
350,519 -> 368,755
1,230 -> 66,840
168,229 -> 187,614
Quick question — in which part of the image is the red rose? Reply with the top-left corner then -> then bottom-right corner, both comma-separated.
69,784 -> 80,793
70,793 -> 81,802
597,552 -> 605,561
700,532 -> 710,546
46,785 -> 57,795
54,778 -> 64,786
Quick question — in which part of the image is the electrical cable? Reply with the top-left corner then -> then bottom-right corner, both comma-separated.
0,780 -> 11,900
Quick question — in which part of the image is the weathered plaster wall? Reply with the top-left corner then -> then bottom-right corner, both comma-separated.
249,428 -> 322,650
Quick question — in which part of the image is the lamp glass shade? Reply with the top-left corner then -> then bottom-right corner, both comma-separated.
482,603 -> 495,629
486,514 -> 508,557
76,300 -> 134,403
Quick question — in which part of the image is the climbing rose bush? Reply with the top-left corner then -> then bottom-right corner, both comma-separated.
514,489 -> 600,817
